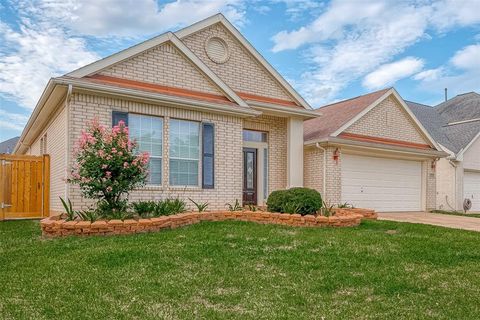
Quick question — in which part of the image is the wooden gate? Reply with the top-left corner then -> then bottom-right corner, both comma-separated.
0,154 -> 50,220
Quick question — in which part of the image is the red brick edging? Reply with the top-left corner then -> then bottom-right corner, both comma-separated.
40,208 -> 375,238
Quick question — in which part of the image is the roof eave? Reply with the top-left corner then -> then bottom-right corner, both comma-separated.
56,77 -> 262,118
305,136 -> 448,158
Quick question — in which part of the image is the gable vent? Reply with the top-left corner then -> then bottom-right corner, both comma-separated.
205,37 -> 230,64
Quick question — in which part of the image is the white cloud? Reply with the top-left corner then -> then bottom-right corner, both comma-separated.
0,0 -> 247,109
413,68 -> 444,81
24,0 -> 247,37
363,57 -> 424,89
450,44 -> 480,70
415,44 -> 480,96
0,110 -> 29,132
271,0 -> 480,105
0,21 -> 99,109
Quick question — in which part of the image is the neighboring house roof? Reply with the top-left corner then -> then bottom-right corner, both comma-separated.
436,92 -> 480,123
407,92 -> 480,155
304,88 -> 390,141
0,136 -> 19,154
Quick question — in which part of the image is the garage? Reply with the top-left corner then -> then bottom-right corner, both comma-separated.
341,154 -> 422,212
464,171 -> 480,212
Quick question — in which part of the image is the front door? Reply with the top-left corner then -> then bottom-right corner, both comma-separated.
243,148 -> 257,205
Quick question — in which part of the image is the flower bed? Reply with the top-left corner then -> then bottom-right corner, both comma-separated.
40,209 -> 370,238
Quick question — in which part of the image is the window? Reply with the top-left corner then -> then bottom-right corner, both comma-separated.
243,129 -> 267,142
169,119 -> 200,186
129,114 -> 163,185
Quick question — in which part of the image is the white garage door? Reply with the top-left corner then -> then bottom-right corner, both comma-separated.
342,154 -> 422,212
464,171 -> 480,212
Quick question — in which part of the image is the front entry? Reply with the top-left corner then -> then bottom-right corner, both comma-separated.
243,148 -> 257,205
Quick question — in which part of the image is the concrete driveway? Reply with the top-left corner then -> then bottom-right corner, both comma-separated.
378,212 -> 480,232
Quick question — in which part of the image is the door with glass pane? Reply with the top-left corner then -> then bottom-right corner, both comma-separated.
243,148 -> 257,205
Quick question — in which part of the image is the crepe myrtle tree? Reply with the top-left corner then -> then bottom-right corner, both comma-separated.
69,119 -> 149,211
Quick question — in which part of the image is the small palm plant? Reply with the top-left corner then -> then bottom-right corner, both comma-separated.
60,197 -> 76,221
226,199 -> 243,211
189,198 -> 209,212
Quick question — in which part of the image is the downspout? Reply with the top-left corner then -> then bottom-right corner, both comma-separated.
315,142 -> 327,197
64,84 -> 73,200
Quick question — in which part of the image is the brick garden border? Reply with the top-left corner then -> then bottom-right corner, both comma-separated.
40,208 -> 375,238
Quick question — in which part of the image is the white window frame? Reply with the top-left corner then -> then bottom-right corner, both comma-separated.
169,118 -> 201,187
129,113 -> 163,186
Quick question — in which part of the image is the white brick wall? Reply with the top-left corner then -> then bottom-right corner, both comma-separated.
99,42 -> 222,95
181,23 -> 294,101
66,93 -> 290,211
345,96 -> 429,145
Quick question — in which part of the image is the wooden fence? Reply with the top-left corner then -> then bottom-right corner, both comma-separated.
0,154 -> 50,220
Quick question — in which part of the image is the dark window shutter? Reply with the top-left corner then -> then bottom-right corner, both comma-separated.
202,123 -> 214,189
112,111 -> 128,127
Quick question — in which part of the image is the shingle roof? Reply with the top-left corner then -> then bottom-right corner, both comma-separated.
304,88 -> 390,141
407,92 -> 480,154
436,92 -> 480,123
0,136 -> 19,154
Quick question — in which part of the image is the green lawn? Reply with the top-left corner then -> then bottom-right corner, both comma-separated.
1,220 -> 480,319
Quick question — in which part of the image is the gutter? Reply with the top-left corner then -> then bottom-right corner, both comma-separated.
315,142 -> 327,197
306,136 -> 448,158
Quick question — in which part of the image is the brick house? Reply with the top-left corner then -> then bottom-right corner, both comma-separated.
304,88 -> 446,212
13,14 -> 317,213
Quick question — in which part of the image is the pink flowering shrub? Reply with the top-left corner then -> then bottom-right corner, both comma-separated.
69,119 -> 149,211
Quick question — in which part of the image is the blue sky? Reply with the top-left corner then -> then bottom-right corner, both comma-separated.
1,0 -> 480,141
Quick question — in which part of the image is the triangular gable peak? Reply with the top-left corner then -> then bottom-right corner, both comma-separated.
97,41 -> 224,96
67,33 -> 247,107
176,14 -> 311,110
334,89 -> 442,150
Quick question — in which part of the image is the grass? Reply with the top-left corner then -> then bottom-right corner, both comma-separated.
1,220 -> 480,319
431,209 -> 480,218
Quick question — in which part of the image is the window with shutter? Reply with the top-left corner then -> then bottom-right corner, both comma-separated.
202,123 -> 214,189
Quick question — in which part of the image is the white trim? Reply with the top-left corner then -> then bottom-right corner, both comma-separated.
248,100 -> 319,119
448,117 -> 480,126
456,131 -> 480,160
66,33 -> 248,108
331,88 -> 443,151
175,13 -> 312,110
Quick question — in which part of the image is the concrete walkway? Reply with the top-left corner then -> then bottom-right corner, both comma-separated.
378,212 -> 480,232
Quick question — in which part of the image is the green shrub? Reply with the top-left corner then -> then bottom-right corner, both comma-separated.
153,198 -> 186,216
266,187 -> 322,215
132,201 -> 157,218
97,199 -> 131,220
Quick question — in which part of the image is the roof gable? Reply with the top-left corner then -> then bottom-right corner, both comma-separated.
305,88 -> 441,150
304,88 -> 389,141
344,95 -> 431,146
175,14 -> 311,110
66,32 -> 247,107
98,41 -> 223,96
